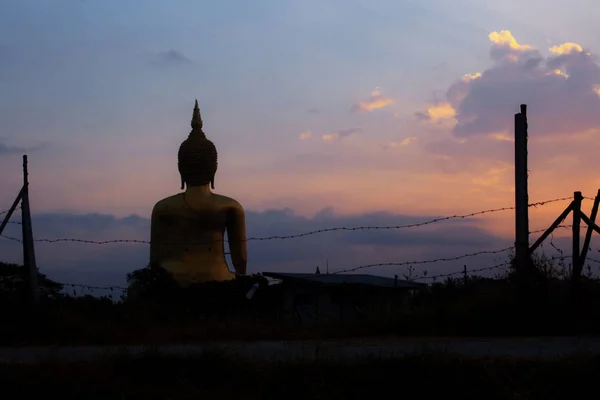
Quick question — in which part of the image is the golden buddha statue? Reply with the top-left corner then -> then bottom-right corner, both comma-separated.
150,100 -> 247,285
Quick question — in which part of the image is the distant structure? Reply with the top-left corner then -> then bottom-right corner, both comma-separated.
262,272 -> 427,325
150,100 -> 247,285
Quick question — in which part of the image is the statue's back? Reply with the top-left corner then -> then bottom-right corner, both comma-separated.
151,193 -> 236,283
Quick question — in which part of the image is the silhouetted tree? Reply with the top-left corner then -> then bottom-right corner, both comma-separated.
0,261 -> 63,301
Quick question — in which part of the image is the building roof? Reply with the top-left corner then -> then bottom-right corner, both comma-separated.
261,272 -> 427,289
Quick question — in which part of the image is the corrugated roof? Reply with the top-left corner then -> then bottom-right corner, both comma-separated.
262,272 -> 426,288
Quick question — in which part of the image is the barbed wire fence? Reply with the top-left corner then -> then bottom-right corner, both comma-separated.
2,195 -> 599,297
0,196 -> 583,246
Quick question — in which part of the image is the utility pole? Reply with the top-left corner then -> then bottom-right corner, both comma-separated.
514,104 -> 530,276
21,155 -> 39,307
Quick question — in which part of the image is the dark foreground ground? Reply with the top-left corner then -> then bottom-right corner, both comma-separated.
3,336 -> 600,363
1,352 -> 599,399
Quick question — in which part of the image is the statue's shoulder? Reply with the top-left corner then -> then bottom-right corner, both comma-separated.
152,193 -> 184,214
212,193 -> 244,211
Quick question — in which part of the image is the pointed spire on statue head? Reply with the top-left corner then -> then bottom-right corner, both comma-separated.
190,99 -> 204,135
179,98 -> 218,189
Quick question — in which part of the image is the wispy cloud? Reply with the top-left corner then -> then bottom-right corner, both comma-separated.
298,130 -> 312,140
350,88 -> 394,113
321,127 -> 362,141
0,141 -> 47,156
414,102 -> 457,124
152,49 -> 193,67
297,127 -> 362,142
380,137 -> 417,150
0,142 -> 26,156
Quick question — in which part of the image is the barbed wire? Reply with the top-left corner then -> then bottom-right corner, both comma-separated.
0,196 -> 580,246
40,254 -> 600,296
417,255 -> 600,282
530,224 -> 571,235
2,194 -> 599,300
53,259 -> 513,294
0,195 -> 588,219
332,246 -> 515,274
0,235 -> 21,243
1,195 -> 596,294
549,231 -> 565,259
0,222 -> 575,245
415,261 -> 511,281
61,282 -> 127,292
0,206 -> 21,217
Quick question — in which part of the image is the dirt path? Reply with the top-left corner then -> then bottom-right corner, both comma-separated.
1,336 -> 599,363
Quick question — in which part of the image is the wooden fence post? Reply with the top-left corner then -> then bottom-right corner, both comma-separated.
578,189 -> 600,278
514,104 -> 530,276
529,201 -> 574,254
571,191 -> 583,281
21,155 -> 39,307
0,187 -> 24,236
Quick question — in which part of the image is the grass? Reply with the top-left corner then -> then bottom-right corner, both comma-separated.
2,351 -> 600,399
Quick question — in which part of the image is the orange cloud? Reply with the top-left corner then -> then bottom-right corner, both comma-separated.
471,166 -> 511,189
488,30 -> 532,51
351,88 -> 394,113
380,137 -> 417,150
415,102 -> 456,125
489,132 -> 513,142
548,69 -> 569,78
548,42 -> 583,55
488,30 -> 538,64
462,72 -> 482,82
298,130 -> 312,140
321,127 -> 362,142
321,133 -> 339,141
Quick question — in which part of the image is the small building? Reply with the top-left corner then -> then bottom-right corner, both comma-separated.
262,272 -> 427,326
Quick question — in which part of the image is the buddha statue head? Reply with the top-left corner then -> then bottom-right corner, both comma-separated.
178,100 -> 218,190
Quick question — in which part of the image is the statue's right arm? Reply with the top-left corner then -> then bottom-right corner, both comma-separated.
227,201 -> 247,275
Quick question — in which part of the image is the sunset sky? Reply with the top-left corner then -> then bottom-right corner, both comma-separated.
2,0 -> 600,289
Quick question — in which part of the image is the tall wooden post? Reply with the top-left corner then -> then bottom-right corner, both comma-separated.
578,189 -> 600,277
571,191 -> 583,280
21,155 -> 39,307
514,104 -> 530,274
